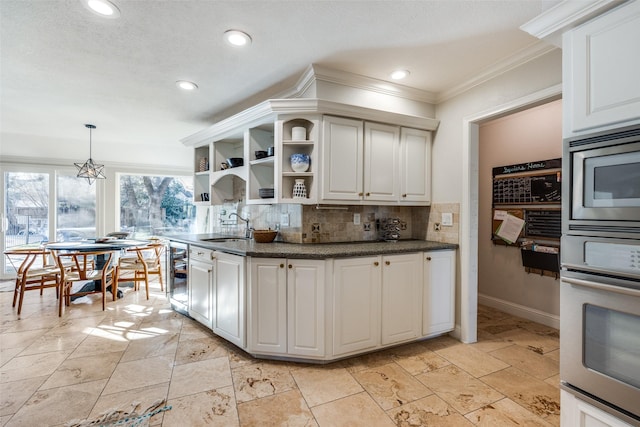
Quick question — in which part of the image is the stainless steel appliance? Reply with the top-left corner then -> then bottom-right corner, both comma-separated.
168,241 -> 189,315
561,125 -> 640,426
563,125 -> 640,237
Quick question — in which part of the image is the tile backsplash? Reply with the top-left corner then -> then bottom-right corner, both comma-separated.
199,202 -> 459,245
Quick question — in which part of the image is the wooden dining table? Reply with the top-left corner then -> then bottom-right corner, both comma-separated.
46,239 -> 151,299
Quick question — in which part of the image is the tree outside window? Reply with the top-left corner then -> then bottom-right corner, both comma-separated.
118,175 -> 195,238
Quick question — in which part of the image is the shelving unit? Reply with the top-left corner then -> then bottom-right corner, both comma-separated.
193,145 -> 212,203
247,125 -> 275,204
278,117 -> 318,204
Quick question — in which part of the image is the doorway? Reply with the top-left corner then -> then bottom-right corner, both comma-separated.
459,84 -> 562,343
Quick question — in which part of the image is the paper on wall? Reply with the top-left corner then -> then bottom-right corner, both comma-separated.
495,213 -> 525,244
493,210 -> 508,220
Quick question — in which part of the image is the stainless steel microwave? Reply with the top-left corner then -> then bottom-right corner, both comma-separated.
563,125 -> 640,238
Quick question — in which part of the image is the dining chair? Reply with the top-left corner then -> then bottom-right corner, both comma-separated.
113,242 -> 165,300
4,248 -> 61,315
54,250 -> 115,316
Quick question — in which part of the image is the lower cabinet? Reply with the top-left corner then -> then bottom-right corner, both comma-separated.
561,390 -> 634,427
333,252 -> 423,356
333,256 -> 381,356
381,252 -> 423,345
213,251 -> 245,348
235,250 -> 456,361
423,250 -> 456,336
188,247 -> 245,347
188,247 -> 215,329
248,257 -> 326,357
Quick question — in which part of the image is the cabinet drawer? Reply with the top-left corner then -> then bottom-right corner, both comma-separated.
190,246 -> 215,263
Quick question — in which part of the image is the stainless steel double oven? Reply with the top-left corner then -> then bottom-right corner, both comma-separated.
561,125 -> 640,425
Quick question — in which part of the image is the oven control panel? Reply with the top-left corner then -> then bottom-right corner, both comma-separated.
585,242 -> 640,274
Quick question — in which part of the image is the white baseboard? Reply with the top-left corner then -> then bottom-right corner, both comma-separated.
478,294 -> 559,330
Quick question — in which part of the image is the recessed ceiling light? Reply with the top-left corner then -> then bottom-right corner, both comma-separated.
83,0 -> 121,18
224,30 -> 252,47
176,80 -> 198,91
390,70 -> 410,80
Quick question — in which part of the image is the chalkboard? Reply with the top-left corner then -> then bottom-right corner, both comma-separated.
493,172 -> 561,205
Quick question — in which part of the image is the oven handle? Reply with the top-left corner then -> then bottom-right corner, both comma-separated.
562,276 -> 640,297
562,262 -> 640,281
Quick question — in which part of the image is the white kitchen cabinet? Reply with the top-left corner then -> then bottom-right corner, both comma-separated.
321,116 -> 364,201
188,247 -> 215,328
321,115 -> 432,204
363,122 -> 400,202
287,259 -> 325,357
423,250 -> 456,337
563,0 -> 640,137
561,390 -> 634,427
248,258 -> 287,354
213,251 -> 245,348
381,253 -> 423,345
400,128 -> 431,204
321,116 -> 401,202
321,116 -> 400,202
247,257 -> 326,357
333,256 -> 381,355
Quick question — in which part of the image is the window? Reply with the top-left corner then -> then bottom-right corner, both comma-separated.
3,172 -> 50,249
56,174 -> 97,241
117,174 -> 195,238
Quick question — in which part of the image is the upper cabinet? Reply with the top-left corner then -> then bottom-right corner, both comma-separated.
563,0 -> 640,138
321,115 -> 430,205
182,99 -> 438,206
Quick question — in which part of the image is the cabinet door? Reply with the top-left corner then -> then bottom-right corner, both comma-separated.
423,250 -> 456,336
564,1 -> 640,137
364,122 -> 399,202
400,128 -> 431,204
189,258 -> 214,329
248,258 -> 287,354
213,252 -> 245,348
381,253 -> 423,345
287,259 -> 325,357
321,116 -> 363,200
333,256 -> 381,356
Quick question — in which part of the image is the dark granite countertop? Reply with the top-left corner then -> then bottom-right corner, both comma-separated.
167,233 -> 458,259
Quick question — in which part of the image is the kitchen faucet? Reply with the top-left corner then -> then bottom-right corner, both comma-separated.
229,213 -> 252,238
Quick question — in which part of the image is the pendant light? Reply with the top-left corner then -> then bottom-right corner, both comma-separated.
75,124 -> 106,184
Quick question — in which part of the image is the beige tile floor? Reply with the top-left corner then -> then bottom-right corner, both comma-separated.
0,278 -> 560,426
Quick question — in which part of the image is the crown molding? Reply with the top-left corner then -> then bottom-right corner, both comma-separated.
437,41 -> 559,103
306,64 -> 439,104
520,0 -> 628,46
180,97 -> 440,147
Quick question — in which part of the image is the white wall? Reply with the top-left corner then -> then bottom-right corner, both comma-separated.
0,132 -> 192,168
478,100 -> 562,321
433,48 -> 563,340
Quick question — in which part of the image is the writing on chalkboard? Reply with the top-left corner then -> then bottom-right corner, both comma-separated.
492,158 -> 561,176
493,172 -> 561,205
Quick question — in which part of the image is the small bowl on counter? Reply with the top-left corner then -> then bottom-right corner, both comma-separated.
253,229 -> 277,243
226,157 -> 244,168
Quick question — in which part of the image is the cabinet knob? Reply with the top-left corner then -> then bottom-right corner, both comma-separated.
385,260 -> 390,266
359,192 -> 364,197
374,261 -> 379,266
402,194 -> 407,198
280,264 -> 285,268
366,192 -> 370,197
426,257 -> 432,261
288,264 -> 292,269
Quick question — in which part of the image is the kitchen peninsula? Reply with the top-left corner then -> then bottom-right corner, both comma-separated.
168,234 -> 457,362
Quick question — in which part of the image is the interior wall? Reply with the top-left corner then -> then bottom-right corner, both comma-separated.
478,100 -> 562,323
433,48 -> 563,341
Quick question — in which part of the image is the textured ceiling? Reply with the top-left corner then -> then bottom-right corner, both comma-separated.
0,0 -> 560,151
